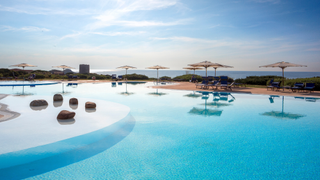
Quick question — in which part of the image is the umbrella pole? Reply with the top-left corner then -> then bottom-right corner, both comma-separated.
126,68 -> 128,82
157,69 -> 159,83
214,68 -> 217,76
194,69 -> 195,75
282,68 -> 284,91
205,67 -> 207,77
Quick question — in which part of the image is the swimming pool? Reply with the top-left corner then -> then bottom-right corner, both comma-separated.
0,81 -> 58,86
0,82 -> 319,179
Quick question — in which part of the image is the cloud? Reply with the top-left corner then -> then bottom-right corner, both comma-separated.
91,31 -> 146,36
59,32 -> 83,40
92,19 -> 191,28
0,25 -> 50,32
87,0 -> 187,30
0,4 -> 96,16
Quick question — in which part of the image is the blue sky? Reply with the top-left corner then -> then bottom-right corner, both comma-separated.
0,0 -> 319,71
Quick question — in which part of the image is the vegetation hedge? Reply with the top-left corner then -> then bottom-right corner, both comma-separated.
173,74 -> 202,82
235,76 -> 282,85
123,73 -> 149,80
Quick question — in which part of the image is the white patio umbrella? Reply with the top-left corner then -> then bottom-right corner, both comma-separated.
188,61 -> 221,77
10,63 -> 37,70
211,63 -> 233,76
117,65 -> 136,81
52,65 -> 75,74
183,67 -> 203,75
146,65 -> 169,82
259,61 -> 307,90
53,65 -> 75,93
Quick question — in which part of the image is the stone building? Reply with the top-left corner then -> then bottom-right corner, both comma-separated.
79,64 -> 90,74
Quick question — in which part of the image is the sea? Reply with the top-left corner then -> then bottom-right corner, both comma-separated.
91,69 -> 320,80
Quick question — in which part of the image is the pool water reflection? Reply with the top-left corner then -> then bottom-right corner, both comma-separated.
0,82 -> 319,179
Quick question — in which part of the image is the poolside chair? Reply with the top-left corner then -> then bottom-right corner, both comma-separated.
291,83 -> 304,92
273,81 -> 282,91
195,80 -> 208,89
191,76 -> 197,83
208,76 -> 214,82
267,81 -> 281,91
204,81 -> 219,90
213,76 -> 220,81
111,74 -> 117,81
118,75 -> 123,81
304,83 -> 315,93
266,79 -> 274,90
220,76 -> 228,81
226,82 -> 235,90
219,80 -> 228,89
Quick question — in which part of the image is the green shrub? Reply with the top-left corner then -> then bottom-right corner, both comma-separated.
235,76 -> 282,85
160,76 -> 172,81
124,73 -> 149,80
34,73 -> 45,79
173,74 -> 202,82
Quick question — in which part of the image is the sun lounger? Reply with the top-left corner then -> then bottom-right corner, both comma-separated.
226,82 -> 234,90
304,83 -> 315,92
219,80 -> 228,89
196,80 -> 208,89
111,74 -> 117,81
267,81 -> 281,90
204,81 -> 219,89
291,83 -> 304,92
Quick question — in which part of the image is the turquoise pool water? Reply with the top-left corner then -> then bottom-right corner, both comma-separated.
0,82 -> 319,179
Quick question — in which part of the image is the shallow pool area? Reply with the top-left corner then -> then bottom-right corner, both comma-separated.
0,82 -> 319,179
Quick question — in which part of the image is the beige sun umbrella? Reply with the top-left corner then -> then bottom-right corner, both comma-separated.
146,65 -> 169,82
52,65 -> 75,74
188,61 -> 221,77
211,63 -> 233,76
117,65 -> 136,81
183,67 -> 203,75
259,61 -> 307,90
10,63 -> 37,70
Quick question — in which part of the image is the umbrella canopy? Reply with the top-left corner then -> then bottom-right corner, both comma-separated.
211,63 -> 233,76
259,61 -> 306,90
10,63 -> 37,70
52,65 -> 75,75
188,61 -> 221,77
146,65 -> 169,82
183,67 -> 203,75
53,65 -> 75,69
117,65 -> 136,81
